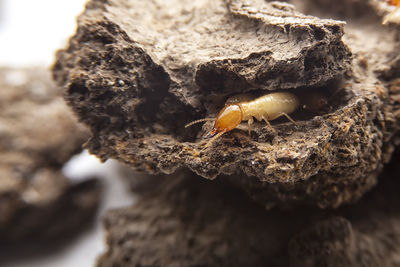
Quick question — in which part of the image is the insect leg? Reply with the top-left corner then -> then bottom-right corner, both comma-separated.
247,117 -> 254,136
262,116 -> 276,133
383,6 -> 400,24
277,112 -> 296,124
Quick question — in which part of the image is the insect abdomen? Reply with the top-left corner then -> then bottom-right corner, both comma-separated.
240,92 -> 299,121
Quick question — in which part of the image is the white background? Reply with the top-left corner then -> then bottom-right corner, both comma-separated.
0,1 -> 136,266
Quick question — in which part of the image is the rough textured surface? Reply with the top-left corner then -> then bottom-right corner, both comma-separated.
98,147 -> 400,267
53,0 -> 400,208
288,147 -> 400,267
99,171 -> 303,267
0,67 -> 100,242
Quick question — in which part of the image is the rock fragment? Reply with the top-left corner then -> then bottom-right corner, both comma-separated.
53,0 -> 399,208
0,67 -> 100,242
98,172 -> 303,267
289,148 -> 400,267
98,148 -> 400,267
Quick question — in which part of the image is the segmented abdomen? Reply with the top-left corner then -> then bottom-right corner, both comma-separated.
240,92 -> 299,121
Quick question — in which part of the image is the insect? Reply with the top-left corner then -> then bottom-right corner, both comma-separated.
185,92 -> 300,145
383,0 -> 400,24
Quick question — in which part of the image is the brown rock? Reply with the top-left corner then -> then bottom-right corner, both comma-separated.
289,148 -> 400,267
98,148 -> 400,267
0,67 -> 100,242
53,0 -> 399,208
99,171 -> 304,267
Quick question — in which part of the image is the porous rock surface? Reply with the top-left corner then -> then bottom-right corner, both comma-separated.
0,67 -> 100,242
54,0 -> 400,208
98,148 -> 400,267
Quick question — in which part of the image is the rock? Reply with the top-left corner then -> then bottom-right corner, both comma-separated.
289,148 -> 400,267
98,147 -> 400,267
98,171 -> 305,267
0,67 -> 100,242
53,0 -> 399,208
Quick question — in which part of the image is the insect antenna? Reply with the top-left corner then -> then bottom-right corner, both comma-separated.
203,131 -> 226,148
185,118 -> 215,128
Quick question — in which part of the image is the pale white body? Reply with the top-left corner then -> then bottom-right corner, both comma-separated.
239,92 -> 299,121
227,92 -> 300,129
185,91 -> 300,144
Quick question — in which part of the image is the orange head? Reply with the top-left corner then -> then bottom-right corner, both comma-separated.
205,104 -> 243,138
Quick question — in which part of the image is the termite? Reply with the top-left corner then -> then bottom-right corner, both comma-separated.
185,92 -> 300,145
383,0 -> 400,24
